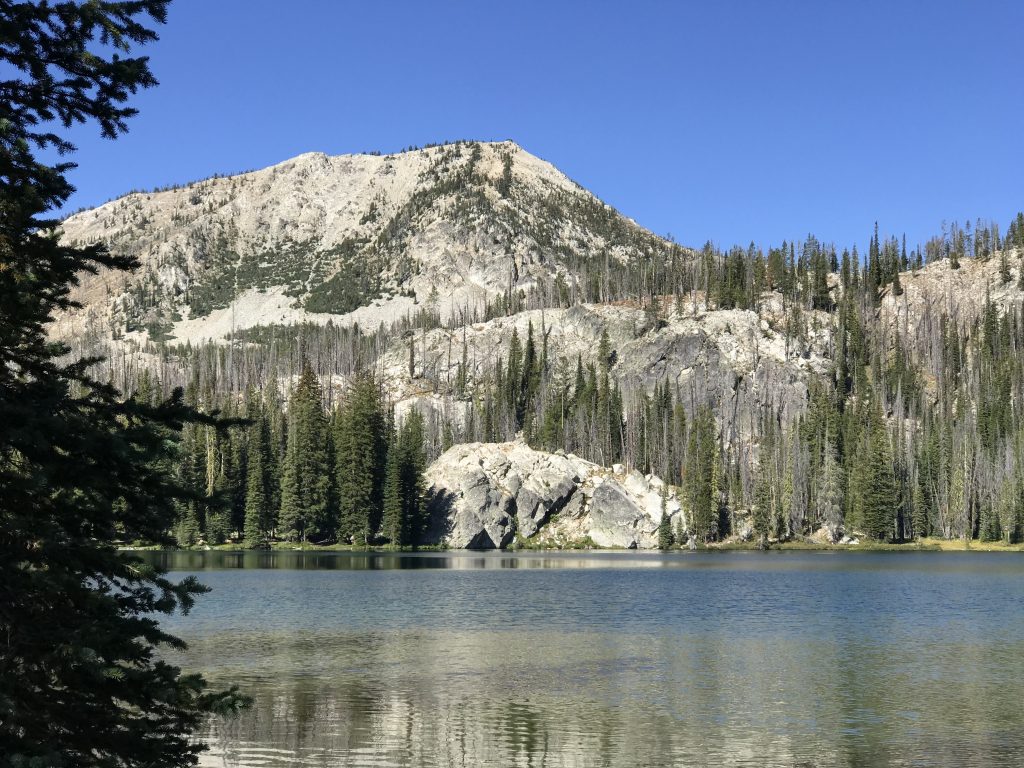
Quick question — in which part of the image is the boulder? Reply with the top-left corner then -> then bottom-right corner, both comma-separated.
424,439 -> 682,550
424,441 -> 584,548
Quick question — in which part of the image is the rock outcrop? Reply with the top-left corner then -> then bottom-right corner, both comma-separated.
379,298 -> 832,435
424,439 -> 682,549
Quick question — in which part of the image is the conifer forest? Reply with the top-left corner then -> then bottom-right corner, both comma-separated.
108,214 -> 1024,549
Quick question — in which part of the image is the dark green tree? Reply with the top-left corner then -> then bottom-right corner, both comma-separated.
279,362 -> 334,542
381,409 -> 427,546
686,406 -> 718,542
380,431 -> 405,546
0,3 -> 247,765
861,403 -> 897,540
335,373 -> 388,544
657,486 -> 674,550
397,409 -> 427,543
243,391 -> 274,547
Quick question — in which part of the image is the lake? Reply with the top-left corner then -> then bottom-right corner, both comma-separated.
146,549 -> 1024,767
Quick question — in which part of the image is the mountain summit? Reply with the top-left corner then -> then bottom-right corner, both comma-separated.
49,137 -> 1024,550
56,141 -> 678,344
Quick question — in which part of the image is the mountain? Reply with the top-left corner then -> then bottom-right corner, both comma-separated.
55,141 -> 828,436
50,141 -> 1024,549
55,140 -> 678,345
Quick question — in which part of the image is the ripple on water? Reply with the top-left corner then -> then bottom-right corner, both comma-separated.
140,550 -> 1024,768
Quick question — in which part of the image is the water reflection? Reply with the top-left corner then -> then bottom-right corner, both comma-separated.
146,552 -> 1024,767
189,626 -> 1024,768
144,548 -> 1024,575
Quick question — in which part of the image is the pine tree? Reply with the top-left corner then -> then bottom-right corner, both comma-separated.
520,320 -> 541,429
657,485 -> 674,550
817,437 -> 845,541
279,362 -> 334,542
0,5 -> 247,764
777,436 -> 794,540
861,404 -> 897,540
999,249 -> 1012,284
379,410 -> 428,546
753,464 -> 773,549
335,373 -> 388,544
891,266 -> 903,296
398,409 -> 428,543
506,327 -> 523,424
381,430 -> 405,546
686,406 -> 718,542
910,472 -> 929,539
243,392 -> 274,547
598,327 -> 613,375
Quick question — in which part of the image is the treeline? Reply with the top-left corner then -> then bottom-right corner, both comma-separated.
145,363 -> 428,547
110,212 -> 1024,546
493,219 -> 1024,545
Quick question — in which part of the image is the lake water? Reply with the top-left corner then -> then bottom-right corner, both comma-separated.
147,550 -> 1024,767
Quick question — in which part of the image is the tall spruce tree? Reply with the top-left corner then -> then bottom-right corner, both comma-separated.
861,402 -> 898,540
381,410 -> 427,546
0,3 -> 247,765
335,373 -> 388,544
397,409 -> 428,544
657,485 -> 674,550
243,391 -> 274,547
817,437 -> 845,541
686,406 -> 718,542
279,362 -> 334,542
381,429 -> 406,546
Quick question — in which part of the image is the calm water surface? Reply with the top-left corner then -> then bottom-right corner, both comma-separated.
147,550 -> 1024,767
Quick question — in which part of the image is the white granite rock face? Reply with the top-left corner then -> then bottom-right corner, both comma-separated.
424,439 -> 683,549
53,141 -> 673,347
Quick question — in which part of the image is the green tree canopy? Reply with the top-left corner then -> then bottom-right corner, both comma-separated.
0,3 -> 247,765
278,361 -> 334,542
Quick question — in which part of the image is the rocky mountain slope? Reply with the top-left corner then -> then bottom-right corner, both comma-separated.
54,141 -> 677,344
50,142 -> 1024,549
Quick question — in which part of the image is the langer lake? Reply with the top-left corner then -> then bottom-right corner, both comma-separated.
148,550 -> 1024,768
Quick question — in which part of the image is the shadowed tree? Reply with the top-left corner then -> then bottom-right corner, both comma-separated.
0,2 -> 248,766
279,361 -> 334,542
335,373 -> 388,543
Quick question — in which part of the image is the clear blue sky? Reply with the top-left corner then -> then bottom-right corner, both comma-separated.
61,0 -> 1024,253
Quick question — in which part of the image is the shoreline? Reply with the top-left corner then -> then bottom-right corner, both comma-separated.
121,537 -> 1024,554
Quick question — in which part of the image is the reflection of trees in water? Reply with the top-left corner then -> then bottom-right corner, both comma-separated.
147,549 -> 681,573
200,675 -> 807,767
174,570 -> 1024,768
499,702 -> 545,766
197,649 -> 1024,768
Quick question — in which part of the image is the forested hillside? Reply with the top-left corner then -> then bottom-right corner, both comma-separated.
56,145 -> 1024,548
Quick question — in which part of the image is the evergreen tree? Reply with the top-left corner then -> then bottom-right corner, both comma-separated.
0,4 -> 247,765
817,437 -> 845,540
753,466 -> 773,549
657,485 -> 674,549
891,266 -> 903,296
243,391 -> 274,547
398,409 -> 428,543
506,327 -> 523,423
861,403 -> 898,540
379,409 -> 428,546
381,429 -> 405,546
335,373 -> 388,544
686,406 -> 718,542
999,249 -> 1012,284
279,362 -> 334,542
